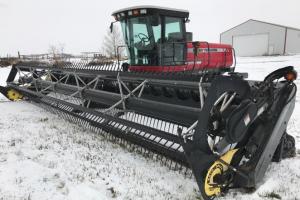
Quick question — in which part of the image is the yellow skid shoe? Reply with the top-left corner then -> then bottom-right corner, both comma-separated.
7,89 -> 23,101
0,86 -> 23,101
204,149 -> 239,197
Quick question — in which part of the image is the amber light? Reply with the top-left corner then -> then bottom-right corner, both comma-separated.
285,71 -> 297,81
133,10 -> 139,15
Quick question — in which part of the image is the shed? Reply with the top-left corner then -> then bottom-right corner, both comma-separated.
220,19 -> 300,56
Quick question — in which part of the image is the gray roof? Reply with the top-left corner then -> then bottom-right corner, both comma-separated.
221,19 -> 300,35
112,5 -> 189,16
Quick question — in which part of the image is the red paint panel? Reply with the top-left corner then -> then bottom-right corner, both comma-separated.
129,42 -> 234,73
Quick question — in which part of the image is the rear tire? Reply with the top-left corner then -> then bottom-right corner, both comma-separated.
272,131 -> 296,162
282,133 -> 296,159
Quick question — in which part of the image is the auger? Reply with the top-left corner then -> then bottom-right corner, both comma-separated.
0,6 -> 297,199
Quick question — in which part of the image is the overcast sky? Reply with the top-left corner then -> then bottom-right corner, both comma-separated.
0,0 -> 299,56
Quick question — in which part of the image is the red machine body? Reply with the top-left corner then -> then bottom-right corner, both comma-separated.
128,42 -> 234,72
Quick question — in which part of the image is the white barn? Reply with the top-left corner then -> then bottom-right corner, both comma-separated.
220,19 -> 300,56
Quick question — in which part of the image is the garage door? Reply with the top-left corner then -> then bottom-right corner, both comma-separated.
233,34 -> 269,56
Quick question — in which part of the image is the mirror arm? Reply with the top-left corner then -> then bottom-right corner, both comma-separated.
110,21 -> 117,33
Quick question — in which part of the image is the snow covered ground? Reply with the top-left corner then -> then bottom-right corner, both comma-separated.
0,55 -> 300,200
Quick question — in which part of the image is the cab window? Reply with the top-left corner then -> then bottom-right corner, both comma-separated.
164,17 -> 184,42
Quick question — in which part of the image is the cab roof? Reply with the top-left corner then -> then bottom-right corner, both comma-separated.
112,5 -> 189,20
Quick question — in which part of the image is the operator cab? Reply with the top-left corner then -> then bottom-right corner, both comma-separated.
112,6 -> 190,67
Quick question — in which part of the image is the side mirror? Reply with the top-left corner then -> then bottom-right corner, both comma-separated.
150,15 -> 159,26
110,22 -> 114,33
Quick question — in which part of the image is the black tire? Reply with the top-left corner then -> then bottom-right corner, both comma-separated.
282,133 -> 296,159
273,132 -> 296,162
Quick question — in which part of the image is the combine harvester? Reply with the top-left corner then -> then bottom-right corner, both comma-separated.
0,6 -> 298,199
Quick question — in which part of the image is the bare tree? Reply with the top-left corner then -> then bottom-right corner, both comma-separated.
102,25 -> 125,59
48,43 -> 66,63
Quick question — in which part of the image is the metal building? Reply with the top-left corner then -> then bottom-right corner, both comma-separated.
220,19 -> 300,56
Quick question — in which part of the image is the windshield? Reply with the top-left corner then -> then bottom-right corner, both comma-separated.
120,15 -> 185,66
121,15 -> 161,65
